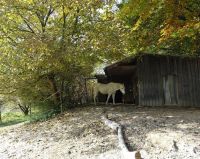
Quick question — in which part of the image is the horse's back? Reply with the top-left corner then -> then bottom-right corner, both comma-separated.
94,82 -> 121,94
95,82 -> 114,89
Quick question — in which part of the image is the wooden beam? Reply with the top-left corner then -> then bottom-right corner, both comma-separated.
105,66 -> 136,76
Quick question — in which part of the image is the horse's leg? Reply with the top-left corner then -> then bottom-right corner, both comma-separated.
94,94 -> 96,105
112,92 -> 116,105
106,93 -> 111,105
93,89 -> 98,105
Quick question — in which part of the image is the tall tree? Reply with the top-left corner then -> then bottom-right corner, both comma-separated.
0,0 -> 128,109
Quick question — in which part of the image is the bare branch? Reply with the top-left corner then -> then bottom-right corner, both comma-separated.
44,6 -> 54,26
22,19 -> 35,34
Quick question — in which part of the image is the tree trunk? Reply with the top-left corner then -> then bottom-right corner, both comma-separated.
47,74 -> 60,106
18,104 -> 30,116
60,80 -> 64,113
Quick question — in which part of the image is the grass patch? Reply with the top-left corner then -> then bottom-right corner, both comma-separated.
0,112 -> 29,127
0,109 -> 60,127
29,109 -> 59,122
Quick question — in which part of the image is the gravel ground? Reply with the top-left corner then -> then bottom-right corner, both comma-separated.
0,105 -> 200,159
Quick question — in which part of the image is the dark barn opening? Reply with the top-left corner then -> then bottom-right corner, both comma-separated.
97,59 -> 138,105
103,57 -> 138,105
115,90 -> 123,103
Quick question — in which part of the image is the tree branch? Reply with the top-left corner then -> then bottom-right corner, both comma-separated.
22,19 -> 35,34
44,6 -> 54,26
71,8 -> 80,41
35,6 -> 54,33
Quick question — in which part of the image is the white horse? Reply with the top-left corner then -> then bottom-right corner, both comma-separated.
93,82 -> 125,105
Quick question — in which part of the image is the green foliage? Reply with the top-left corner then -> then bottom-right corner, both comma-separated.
119,0 -> 200,55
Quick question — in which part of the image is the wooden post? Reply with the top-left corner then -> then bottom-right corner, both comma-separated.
84,78 -> 89,103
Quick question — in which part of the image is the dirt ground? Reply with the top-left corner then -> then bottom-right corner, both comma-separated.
0,105 -> 200,159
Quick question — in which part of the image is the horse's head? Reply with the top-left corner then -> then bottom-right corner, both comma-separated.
119,84 -> 125,94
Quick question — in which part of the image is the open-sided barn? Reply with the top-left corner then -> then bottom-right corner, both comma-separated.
97,53 -> 200,106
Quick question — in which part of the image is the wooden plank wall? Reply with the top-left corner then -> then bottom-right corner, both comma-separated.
137,55 -> 200,106
178,58 -> 200,106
